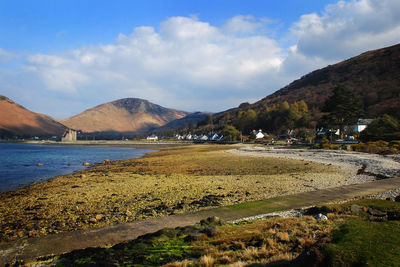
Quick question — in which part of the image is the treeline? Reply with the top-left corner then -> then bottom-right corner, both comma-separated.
233,100 -> 312,134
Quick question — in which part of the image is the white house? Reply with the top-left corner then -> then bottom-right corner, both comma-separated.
255,130 -> 265,139
146,135 -> 158,140
210,133 -> 219,141
199,135 -> 208,141
353,119 -> 373,132
174,134 -> 183,140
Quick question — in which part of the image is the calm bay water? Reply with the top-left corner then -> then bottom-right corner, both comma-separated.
0,143 -> 156,193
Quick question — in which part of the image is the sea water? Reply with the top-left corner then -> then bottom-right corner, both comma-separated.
0,143 -> 156,193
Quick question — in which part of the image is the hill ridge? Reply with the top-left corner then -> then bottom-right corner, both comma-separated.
61,98 -> 189,135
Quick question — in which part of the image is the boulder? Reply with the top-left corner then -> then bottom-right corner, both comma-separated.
350,204 -> 362,214
202,225 -> 220,237
200,216 -> 224,226
315,213 -> 328,221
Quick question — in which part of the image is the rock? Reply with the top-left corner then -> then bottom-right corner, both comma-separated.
202,225 -> 220,237
80,174 -> 86,179
388,212 -> 400,220
200,216 -> 224,226
368,209 -> 387,216
83,162 -> 90,166
126,210 -> 132,217
184,233 -> 206,242
315,213 -> 328,221
351,204 -> 362,214
395,195 -> 400,202
368,209 -> 387,221
95,214 -> 104,221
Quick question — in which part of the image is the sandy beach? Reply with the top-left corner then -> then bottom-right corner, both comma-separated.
1,144 -> 399,244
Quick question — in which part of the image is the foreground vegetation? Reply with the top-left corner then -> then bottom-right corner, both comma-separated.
0,145 -> 344,243
25,199 -> 400,266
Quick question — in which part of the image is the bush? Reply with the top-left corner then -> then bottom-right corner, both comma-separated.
320,139 -> 331,149
223,125 -> 241,141
351,141 -> 398,154
360,115 -> 400,141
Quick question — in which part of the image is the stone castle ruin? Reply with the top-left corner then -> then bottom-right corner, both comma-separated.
61,128 -> 77,142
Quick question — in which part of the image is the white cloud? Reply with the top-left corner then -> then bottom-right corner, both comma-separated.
290,0 -> 400,61
0,48 -> 14,63
1,0 -> 400,118
16,15 -> 284,116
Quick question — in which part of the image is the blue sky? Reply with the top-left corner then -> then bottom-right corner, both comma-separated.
1,0 -> 400,118
0,0 -> 337,52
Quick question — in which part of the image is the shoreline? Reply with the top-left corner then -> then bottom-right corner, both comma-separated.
0,143 -> 161,194
1,144 -> 399,245
2,139 -> 194,148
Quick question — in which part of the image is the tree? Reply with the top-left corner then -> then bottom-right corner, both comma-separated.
236,109 -> 257,133
360,114 -> 400,141
322,85 -> 363,138
223,125 -> 240,141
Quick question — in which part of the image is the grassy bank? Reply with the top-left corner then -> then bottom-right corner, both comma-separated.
0,145 -> 344,243
26,199 -> 400,266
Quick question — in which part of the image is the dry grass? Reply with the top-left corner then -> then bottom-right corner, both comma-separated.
0,145 -> 345,242
167,215 -> 338,266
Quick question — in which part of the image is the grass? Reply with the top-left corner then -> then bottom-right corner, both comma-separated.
325,218 -> 400,266
28,199 -> 400,266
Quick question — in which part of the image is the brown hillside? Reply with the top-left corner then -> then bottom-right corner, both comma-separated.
215,43 -> 400,122
0,95 -> 66,137
61,98 -> 188,134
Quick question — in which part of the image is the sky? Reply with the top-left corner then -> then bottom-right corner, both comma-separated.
1,0 -> 400,119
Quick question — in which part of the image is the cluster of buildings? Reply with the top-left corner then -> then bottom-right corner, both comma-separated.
147,133 -> 225,141
145,119 -> 374,143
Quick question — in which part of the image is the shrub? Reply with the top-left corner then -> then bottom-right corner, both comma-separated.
351,141 -> 398,154
360,114 -> 400,141
320,139 -> 331,149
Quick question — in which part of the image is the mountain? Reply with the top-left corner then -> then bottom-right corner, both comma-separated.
215,43 -> 400,122
152,112 -> 211,133
0,95 -> 66,138
61,98 -> 189,135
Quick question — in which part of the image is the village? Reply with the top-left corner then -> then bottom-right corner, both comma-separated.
145,118 -> 374,144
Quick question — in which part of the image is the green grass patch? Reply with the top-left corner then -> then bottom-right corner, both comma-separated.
325,218 -> 400,266
57,232 -> 199,266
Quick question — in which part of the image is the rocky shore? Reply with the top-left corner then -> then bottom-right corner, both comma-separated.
1,145 -> 398,245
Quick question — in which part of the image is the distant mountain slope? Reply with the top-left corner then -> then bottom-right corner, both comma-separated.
62,98 -> 188,134
0,95 -> 66,137
215,43 -> 400,122
153,112 -> 210,132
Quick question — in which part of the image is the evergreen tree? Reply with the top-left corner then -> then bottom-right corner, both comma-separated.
360,114 -> 400,141
322,85 -> 363,138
